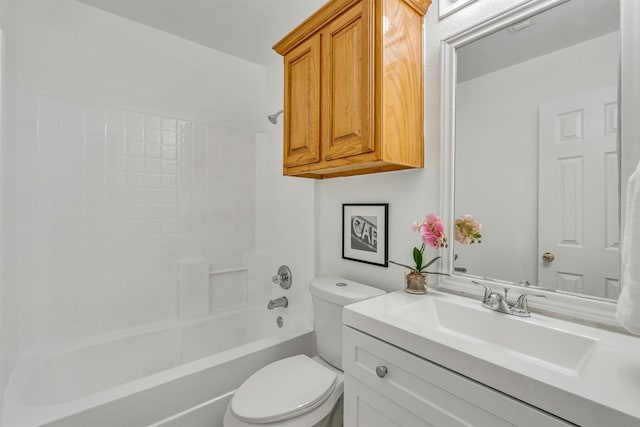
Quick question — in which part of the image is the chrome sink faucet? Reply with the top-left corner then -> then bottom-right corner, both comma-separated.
473,282 -> 546,317
267,296 -> 288,310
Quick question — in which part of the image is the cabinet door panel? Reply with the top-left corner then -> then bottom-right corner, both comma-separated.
283,35 -> 320,167
344,375 -> 431,427
322,1 -> 374,161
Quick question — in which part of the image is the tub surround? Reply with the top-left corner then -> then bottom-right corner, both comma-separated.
343,290 -> 640,427
14,90 -> 260,355
4,308 -> 313,427
177,257 -> 210,321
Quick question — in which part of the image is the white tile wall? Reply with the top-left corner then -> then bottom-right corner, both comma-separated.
16,90 -> 257,354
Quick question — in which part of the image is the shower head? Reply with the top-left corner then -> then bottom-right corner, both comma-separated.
268,110 -> 284,124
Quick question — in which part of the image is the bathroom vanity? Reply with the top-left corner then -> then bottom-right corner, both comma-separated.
342,291 -> 640,427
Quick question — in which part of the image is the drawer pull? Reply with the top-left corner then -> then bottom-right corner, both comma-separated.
376,365 -> 388,378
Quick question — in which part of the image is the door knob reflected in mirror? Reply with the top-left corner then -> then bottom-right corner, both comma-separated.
542,252 -> 555,263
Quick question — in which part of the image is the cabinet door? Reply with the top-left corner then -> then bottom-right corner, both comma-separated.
344,327 -> 574,427
283,34 -> 321,168
345,375 -> 430,427
322,0 -> 374,161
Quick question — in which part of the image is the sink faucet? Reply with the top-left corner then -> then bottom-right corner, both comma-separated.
473,281 -> 546,317
267,296 -> 288,310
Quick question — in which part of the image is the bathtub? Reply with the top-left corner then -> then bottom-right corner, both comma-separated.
3,307 -> 314,427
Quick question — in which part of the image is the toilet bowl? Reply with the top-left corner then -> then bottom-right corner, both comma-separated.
223,277 -> 385,427
223,355 -> 343,427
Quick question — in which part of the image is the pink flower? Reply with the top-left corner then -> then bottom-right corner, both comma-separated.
390,213 -> 481,274
420,214 -> 447,248
410,221 -> 423,232
455,214 -> 482,245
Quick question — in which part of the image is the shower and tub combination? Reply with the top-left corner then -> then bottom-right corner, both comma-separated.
4,276 -> 313,427
0,91 -> 311,425
0,66 -> 309,427
0,1 -> 317,425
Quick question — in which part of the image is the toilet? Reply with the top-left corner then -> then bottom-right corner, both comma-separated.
223,277 -> 385,427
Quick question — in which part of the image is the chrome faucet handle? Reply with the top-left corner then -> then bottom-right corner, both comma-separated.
271,265 -> 292,289
472,281 -> 492,301
512,294 -> 547,317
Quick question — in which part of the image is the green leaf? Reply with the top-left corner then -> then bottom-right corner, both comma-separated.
388,260 -> 416,271
424,271 -> 450,276
422,256 -> 441,269
413,247 -> 423,271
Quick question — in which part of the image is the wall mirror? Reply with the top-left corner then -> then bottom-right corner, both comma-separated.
440,0 -> 632,321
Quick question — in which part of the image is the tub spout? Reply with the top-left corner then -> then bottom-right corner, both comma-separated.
267,296 -> 288,310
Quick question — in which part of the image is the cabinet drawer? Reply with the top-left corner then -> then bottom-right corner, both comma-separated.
343,326 -> 574,427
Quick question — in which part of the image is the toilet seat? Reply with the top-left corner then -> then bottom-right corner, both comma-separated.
231,355 -> 337,424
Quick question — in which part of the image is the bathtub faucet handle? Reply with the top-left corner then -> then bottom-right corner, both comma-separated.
267,296 -> 288,310
271,265 -> 292,289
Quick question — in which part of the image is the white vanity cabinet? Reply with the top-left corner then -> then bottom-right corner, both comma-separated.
343,326 -> 573,427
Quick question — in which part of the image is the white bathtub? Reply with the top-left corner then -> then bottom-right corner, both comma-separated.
3,307 -> 314,427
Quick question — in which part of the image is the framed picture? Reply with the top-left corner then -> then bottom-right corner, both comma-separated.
342,203 -> 388,267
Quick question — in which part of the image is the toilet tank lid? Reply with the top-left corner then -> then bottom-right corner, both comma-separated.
309,277 -> 386,306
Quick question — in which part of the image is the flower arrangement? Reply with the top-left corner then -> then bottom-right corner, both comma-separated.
455,214 -> 482,245
390,213 -> 482,293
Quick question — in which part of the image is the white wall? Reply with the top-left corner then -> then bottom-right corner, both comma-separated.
256,60 -> 316,328
0,0 -> 18,419
16,0 -> 266,131
10,0 -> 267,356
316,170 -> 439,291
455,32 -> 619,284
314,2 -> 459,291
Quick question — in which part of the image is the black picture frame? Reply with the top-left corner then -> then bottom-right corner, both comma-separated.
342,203 -> 389,267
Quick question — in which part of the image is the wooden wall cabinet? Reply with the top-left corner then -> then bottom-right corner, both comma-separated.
273,0 -> 431,179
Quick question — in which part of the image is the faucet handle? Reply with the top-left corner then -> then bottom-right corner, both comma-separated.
512,294 -> 547,317
272,265 -> 292,289
472,281 -> 493,305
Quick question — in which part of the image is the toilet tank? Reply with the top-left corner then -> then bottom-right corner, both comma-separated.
309,277 -> 386,369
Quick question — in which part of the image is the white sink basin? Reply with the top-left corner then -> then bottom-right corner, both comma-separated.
390,296 -> 598,373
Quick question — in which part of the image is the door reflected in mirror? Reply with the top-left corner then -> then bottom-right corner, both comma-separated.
453,0 -> 621,300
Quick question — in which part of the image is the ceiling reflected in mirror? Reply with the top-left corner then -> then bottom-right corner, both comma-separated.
457,0 -> 619,82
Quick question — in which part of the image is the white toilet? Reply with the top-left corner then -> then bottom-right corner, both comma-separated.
223,277 -> 385,427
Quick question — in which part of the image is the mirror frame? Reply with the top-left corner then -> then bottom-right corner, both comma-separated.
438,0 -> 640,328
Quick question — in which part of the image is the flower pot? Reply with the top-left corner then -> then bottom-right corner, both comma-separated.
405,271 -> 427,294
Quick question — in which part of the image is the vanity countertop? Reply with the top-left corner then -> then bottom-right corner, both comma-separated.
343,290 -> 640,427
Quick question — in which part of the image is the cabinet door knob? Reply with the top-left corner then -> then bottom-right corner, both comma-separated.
375,365 -> 388,378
